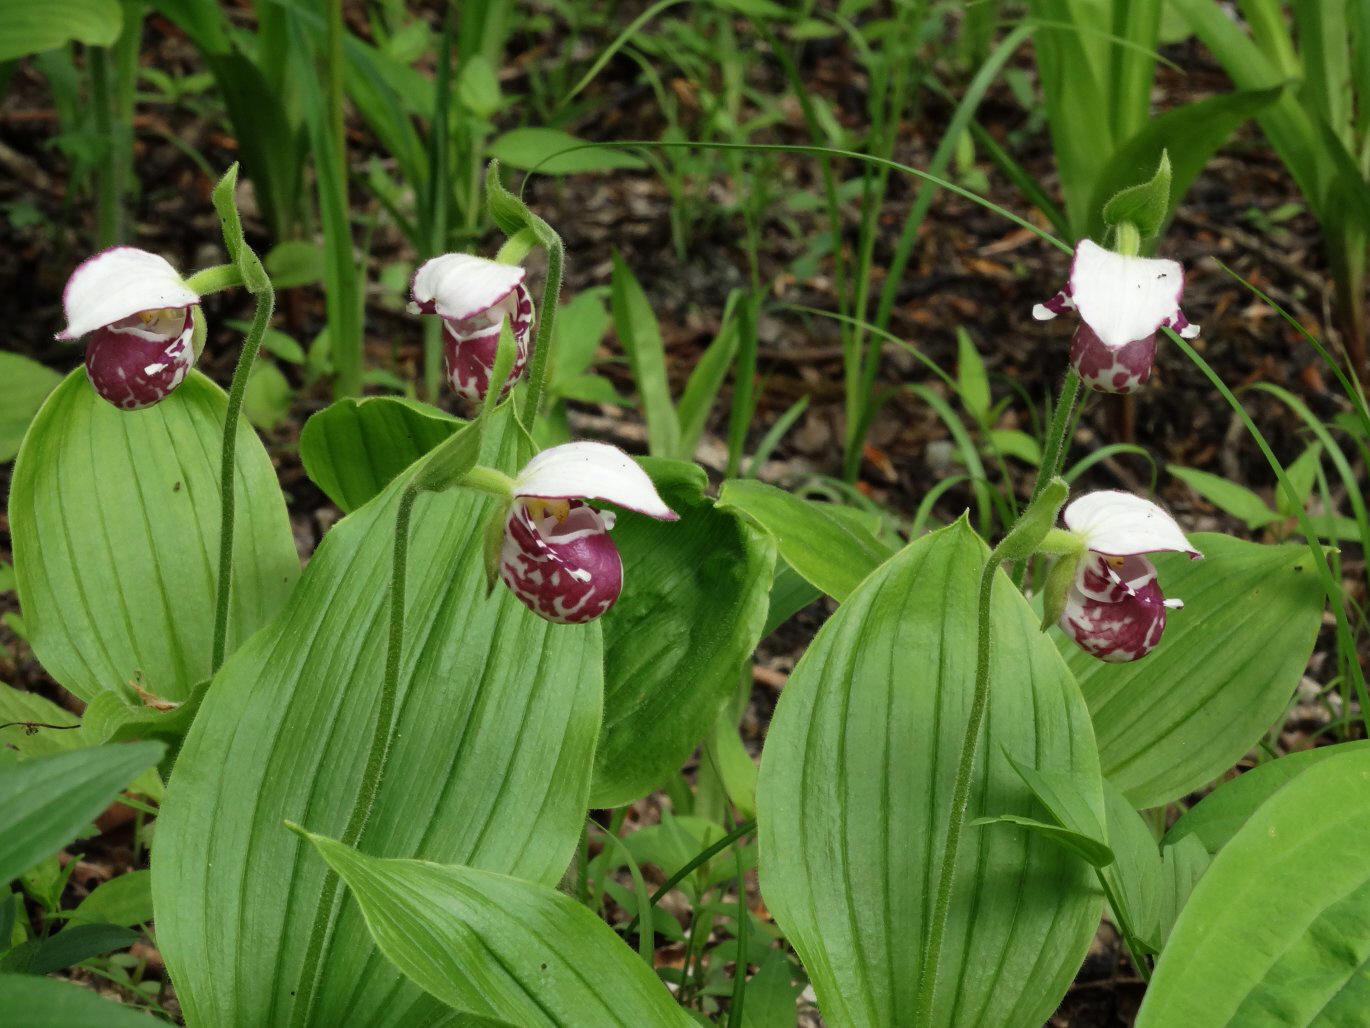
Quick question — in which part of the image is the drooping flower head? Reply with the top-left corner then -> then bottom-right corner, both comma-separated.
1034,239 -> 1199,394
410,253 -> 535,403
1058,491 -> 1201,663
57,247 -> 200,410
500,442 -> 677,624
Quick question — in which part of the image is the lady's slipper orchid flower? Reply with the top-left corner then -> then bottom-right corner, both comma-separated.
500,441 -> 677,624
1034,239 -> 1199,394
57,247 -> 200,410
410,253 -> 535,402
1058,491 -> 1201,663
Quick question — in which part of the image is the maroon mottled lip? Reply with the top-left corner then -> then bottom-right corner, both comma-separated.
499,502 -> 623,624
440,282 -> 535,403
83,314 -> 195,410
1070,324 -> 1155,394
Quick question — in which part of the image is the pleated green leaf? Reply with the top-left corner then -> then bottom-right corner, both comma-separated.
10,371 -> 299,702
593,459 -> 775,807
1061,534 -> 1324,808
1101,778 -> 1209,955
757,519 -> 1103,1026
0,0 -> 122,61
1164,741 -> 1370,856
299,396 -> 461,513
0,351 -> 62,462
301,830 -> 692,1026
1137,748 -> 1370,1025
153,409 -> 604,1027
0,742 -> 163,884
716,479 -> 894,601
0,973 -> 159,1026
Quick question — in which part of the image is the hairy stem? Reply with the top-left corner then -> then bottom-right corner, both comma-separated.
210,284 -> 274,671
291,485 -> 417,1025
916,548 -> 1002,1021
518,228 -> 565,427
1030,367 -> 1082,503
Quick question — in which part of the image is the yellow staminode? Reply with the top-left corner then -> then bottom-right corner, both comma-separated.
524,498 -> 571,523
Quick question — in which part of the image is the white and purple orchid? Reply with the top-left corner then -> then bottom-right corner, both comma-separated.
1058,491 -> 1201,663
1034,239 -> 1199,394
57,247 -> 200,410
410,253 -> 535,403
499,441 -> 677,624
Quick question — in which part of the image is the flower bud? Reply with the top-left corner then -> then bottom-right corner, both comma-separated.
410,253 -> 535,402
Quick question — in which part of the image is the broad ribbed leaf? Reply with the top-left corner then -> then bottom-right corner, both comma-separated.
0,742 -> 163,883
0,0 -> 121,61
1060,534 -> 1324,808
0,973 -> 158,1025
716,479 -> 893,601
10,371 -> 299,702
0,682 -> 81,758
1101,778 -> 1208,955
300,396 -> 461,513
758,520 -> 1103,1025
0,352 -> 62,462
1138,748 -> 1370,1025
154,409 -> 603,1027
302,831 -> 692,1026
594,459 -> 775,807
1164,741 -> 1370,856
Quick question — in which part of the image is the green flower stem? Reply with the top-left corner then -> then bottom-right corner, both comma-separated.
184,264 -> 245,295
916,546 -> 1003,1023
1030,367 -> 1083,504
1114,220 -> 1141,258
291,484 -> 418,1026
210,281 -> 274,671
519,228 -> 565,427
621,818 -> 757,936
459,464 -> 516,500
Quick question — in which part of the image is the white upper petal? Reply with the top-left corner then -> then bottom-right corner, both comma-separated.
1069,239 -> 1184,349
58,247 -> 198,340
514,441 -> 678,520
411,253 -> 525,322
1063,490 -> 1200,558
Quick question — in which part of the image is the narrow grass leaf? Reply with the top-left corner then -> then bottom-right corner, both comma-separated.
610,253 -> 681,457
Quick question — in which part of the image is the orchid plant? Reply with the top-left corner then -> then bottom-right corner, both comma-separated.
1,151 -> 1354,1028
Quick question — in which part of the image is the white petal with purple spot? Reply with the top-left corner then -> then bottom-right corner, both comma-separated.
1069,239 -> 1185,349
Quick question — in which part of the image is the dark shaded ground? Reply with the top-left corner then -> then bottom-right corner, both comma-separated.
0,9 -> 1364,1026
